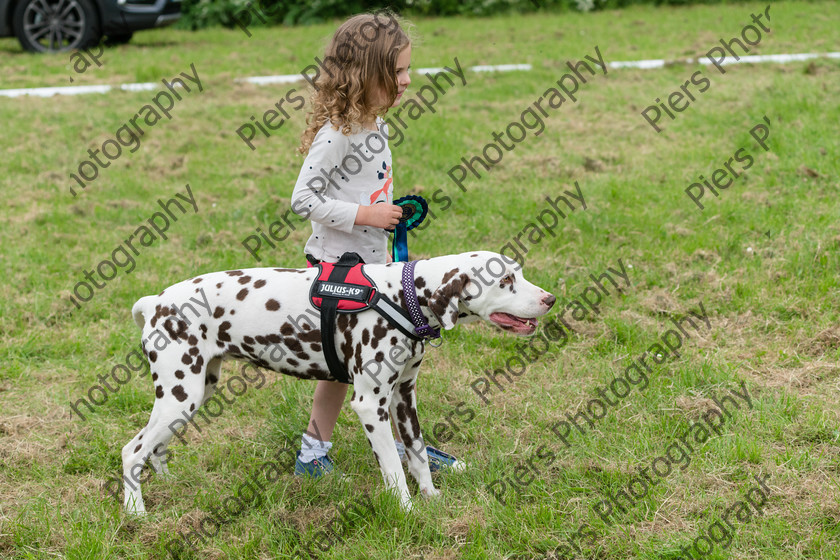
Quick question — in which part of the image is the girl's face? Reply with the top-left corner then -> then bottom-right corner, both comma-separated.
391,44 -> 412,107
370,44 -> 412,111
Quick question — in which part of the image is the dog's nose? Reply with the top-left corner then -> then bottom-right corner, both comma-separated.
542,293 -> 556,308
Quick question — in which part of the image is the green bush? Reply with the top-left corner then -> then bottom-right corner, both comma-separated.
176,0 -> 762,30
177,0 -> 374,30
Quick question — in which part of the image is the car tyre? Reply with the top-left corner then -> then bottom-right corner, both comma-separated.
13,0 -> 101,53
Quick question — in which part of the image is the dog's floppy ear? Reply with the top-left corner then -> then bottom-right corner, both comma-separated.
429,271 -> 472,330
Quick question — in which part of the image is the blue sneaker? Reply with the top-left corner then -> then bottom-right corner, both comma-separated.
295,452 -> 337,478
426,445 -> 467,472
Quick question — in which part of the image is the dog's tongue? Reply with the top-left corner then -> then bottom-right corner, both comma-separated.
490,312 -> 538,331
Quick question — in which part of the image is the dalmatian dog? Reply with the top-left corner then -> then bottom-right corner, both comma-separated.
122,251 -> 556,514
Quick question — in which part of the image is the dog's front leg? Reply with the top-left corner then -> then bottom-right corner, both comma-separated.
350,381 -> 412,510
391,376 -> 437,499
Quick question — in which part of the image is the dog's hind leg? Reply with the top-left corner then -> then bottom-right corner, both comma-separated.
122,354 -> 211,515
199,356 -> 221,406
146,357 -> 222,479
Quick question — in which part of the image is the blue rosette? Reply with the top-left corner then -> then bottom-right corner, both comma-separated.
390,195 -> 429,262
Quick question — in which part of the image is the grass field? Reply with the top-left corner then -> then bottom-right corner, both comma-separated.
2,2 -> 840,559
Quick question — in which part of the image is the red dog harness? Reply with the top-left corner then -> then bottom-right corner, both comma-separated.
309,252 -> 426,384
311,261 -> 376,312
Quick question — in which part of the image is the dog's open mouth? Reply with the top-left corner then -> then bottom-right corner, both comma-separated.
489,312 -> 538,334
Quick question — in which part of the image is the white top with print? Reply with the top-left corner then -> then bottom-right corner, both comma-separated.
291,118 -> 393,264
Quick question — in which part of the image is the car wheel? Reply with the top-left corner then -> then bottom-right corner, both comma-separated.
105,32 -> 133,46
13,0 -> 101,53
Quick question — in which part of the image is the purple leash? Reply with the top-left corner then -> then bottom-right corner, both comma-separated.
401,260 -> 441,342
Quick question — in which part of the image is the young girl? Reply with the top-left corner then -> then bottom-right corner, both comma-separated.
290,11 -> 462,476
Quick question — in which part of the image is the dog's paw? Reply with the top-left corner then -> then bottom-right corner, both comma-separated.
124,496 -> 147,516
420,487 -> 441,499
125,505 -> 147,517
400,497 -> 415,512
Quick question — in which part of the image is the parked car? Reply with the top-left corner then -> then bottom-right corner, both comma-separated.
0,0 -> 181,53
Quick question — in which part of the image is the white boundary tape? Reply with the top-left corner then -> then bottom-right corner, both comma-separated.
607,51 -> 840,69
0,81 -> 162,98
233,63 -> 534,85
1,54 -> 837,98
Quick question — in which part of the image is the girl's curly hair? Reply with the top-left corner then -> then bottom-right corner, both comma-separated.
298,12 -> 411,155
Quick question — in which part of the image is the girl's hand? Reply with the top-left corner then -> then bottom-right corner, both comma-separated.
356,204 -> 403,229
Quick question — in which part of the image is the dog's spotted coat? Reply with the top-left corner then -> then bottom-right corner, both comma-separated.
122,252 -> 555,513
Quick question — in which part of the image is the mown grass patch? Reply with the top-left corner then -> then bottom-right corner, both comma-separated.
1,2 -> 839,559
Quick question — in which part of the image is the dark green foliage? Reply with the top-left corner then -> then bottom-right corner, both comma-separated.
176,0 -> 766,30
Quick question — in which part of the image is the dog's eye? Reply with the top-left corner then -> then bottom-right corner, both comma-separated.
499,274 -> 514,288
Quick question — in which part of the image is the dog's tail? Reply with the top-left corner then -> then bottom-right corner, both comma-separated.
131,296 -> 155,330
